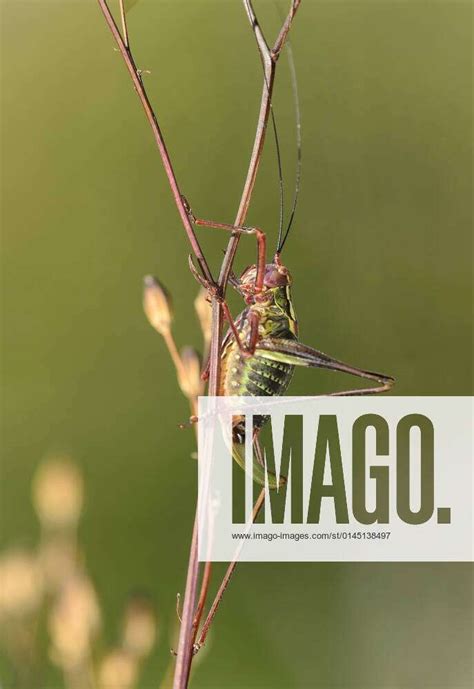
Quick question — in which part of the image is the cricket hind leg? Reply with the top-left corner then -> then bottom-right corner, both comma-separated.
255,338 -> 395,395
231,422 -> 285,489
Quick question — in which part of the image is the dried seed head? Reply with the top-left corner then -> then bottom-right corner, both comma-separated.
49,575 -> 101,669
143,275 -> 173,335
0,549 -> 43,618
122,593 -> 157,658
98,649 -> 138,689
178,347 -> 202,399
194,288 -> 212,345
32,457 -> 83,530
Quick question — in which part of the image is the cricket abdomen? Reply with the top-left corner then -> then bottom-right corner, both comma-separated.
221,344 -> 295,398
219,287 -> 298,401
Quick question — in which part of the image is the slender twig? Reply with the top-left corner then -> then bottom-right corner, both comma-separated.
95,5 -> 213,686
178,2 -> 302,684
118,0 -> 130,48
225,0 -> 300,276
190,1 -> 300,674
96,0 -> 214,288
213,0 -> 302,353
192,560 -> 212,634
199,0 -> 300,647
177,2 -> 301,685
196,487 -> 266,650
96,2 -> 301,688
273,0 -> 301,57
174,515 -> 199,688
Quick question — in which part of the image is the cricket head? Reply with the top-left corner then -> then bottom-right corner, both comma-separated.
238,254 -> 293,308
240,254 -> 292,292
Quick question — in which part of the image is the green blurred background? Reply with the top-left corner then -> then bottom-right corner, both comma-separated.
1,1 -> 472,688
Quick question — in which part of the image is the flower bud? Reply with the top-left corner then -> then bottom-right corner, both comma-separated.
49,575 -> 101,669
194,288 -> 212,345
0,549 -> 43,618
98,650 -> 138,689
178,347 -> 202,399
32,458 -> 83,530
122,594 -> 157,658
143,275 -> 173,335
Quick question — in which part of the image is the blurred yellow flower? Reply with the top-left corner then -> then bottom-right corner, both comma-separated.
32,457 -> 83,529
0,549 -> 43,618
98,649 -> 138,689
122,594 -> 157,659
49,575 -> 101,669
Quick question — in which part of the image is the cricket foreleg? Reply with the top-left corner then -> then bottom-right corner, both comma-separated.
183,200 -> 267,293
256,339 -> 394,394
222,309 -> 261,357
188,254 -> 254,357
246,311 -> 261,355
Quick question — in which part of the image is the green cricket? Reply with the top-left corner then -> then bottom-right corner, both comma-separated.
182,30 -> 394,492
186,207 -> 395,489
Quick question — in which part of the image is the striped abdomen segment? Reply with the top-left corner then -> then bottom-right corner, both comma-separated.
221,343 -> 295,443
242,352 -> 294,397
220,342 -> 295,398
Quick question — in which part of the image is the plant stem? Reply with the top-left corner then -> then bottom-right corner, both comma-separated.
118,0 -> 129,49
196,487 -> 266,649
96,3 -> 301,688
173,2 -> 301,685
96,0 -> 215,288
212,0 -> 302,373
95,5 -> 213,686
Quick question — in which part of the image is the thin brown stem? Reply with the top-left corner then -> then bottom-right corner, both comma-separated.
212,0 -> 302,371
195,487 -> 266,650
174,516 -> 199,688
96,6 -> 210,685
182,1 -> 300,684
196,0 -> 300,668
97,0 -> 214,288
96,2 -> 301,688
192,561 -> 212,632
273,0 -> 302,58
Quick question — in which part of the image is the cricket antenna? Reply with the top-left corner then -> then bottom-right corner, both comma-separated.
264,74 -> 285,252
276,40 -> 302,255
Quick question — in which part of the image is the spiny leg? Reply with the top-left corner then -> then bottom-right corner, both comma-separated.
184,200 -> 266,353
189,252 -> 262,357
183,198 -> 267,294
193,218 -> 266,292
188,254 -> 254,358
256,338 -> 395,395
